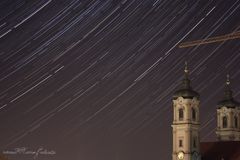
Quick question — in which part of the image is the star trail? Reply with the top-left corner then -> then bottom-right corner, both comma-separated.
0,0 -> 240,160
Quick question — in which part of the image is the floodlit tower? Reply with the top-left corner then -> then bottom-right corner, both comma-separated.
172,62 -> 201,160
216,75 -> 240,141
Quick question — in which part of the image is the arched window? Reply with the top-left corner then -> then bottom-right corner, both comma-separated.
193,137 -> 197,148
223,116 -> 228,128
234,116 -> 238,128
192,108 -> 196,121
179,108 -> 184,121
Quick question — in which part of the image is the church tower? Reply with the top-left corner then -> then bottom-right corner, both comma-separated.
172,62 -> 201,160
216,75 -> 240,141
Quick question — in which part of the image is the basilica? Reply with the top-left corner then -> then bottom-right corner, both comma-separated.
172,63 -> 240,160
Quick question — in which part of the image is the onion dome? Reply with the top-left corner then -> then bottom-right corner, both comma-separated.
217,74 -> 240,108
173,62 -> 199,100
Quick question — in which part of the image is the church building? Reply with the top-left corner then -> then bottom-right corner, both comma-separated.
172,63 -> 240,160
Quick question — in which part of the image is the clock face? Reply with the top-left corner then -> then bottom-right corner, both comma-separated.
177,151 -> 184,160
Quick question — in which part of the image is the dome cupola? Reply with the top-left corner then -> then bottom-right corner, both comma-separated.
173,62 -> 199,100
217,74 -> 240,108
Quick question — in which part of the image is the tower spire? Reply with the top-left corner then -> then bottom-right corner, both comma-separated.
226,74 -> 230,85
224,74 -> 233,100
182,61 -> 191,89
184,61 -> 189,74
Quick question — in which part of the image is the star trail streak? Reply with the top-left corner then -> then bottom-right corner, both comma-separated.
0,0 -> 240,160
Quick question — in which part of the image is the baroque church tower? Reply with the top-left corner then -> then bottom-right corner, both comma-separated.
172,62 -> 201,160
216,75 -> 240,141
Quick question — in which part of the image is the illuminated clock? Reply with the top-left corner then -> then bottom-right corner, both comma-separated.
177,151 -> 184,160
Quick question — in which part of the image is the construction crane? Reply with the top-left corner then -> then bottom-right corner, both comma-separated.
179,31 -> 240,48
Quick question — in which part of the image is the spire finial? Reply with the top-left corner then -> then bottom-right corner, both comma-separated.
182,61 -> 191,89
226,74 -> 230,85
224,74 -> 233,100
184,61 -> 189,74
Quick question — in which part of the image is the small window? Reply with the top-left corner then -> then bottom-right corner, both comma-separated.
234,116 -> 238,128
223,116 -> 228,128
179,140 -> 183,147
192,108 -> 196,121
179,108 -> 184,121
193,137 -> 197,148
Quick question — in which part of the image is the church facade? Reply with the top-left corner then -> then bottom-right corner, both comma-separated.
172,63 -> 240,160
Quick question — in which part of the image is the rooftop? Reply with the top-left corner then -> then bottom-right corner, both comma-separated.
201,141 -> 240,160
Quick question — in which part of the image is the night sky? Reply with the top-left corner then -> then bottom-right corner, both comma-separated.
0,0 -> 240,160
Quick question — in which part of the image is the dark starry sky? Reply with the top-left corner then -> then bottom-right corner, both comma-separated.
0,0 -> 240,160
